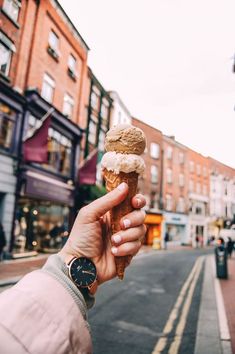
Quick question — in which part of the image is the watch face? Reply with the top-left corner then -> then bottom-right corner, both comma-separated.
69,257 -> 97,288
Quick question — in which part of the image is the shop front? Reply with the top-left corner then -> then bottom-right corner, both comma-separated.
162,212 -> 189,246
13,169 -> 74,256
0,82 -> 24,249
144,212 -> 163,248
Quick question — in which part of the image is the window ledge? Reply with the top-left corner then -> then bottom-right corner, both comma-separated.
0,71 -> 11,84
47,46 -> 60,62
1,8 -> 20,28
67,68 -> 77,82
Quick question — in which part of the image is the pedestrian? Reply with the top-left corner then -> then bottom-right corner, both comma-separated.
195,235 -> 199,248
226,237 -> 234,258
0,222 -> 6,261
164,230 -> 169,250
0,183 -> 146,353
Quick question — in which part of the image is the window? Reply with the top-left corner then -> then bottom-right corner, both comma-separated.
91,91 -> 99,111
196,182 -> 201,194
47,128 -> 72,176
189,180 -> 194,192
179,152 -> 184,164
166,146 -> 173,159
189,161 -> 194,172
177,197 -> 185,213
68,54 -> 77,79
150,143 -> 160,159
68,54 -> 76,73
203,185 -> 207,196
203,167 -> 207,177
0,102 -> 15,150
41,73 -> 55,103
0,42 -> 12,76
88,120 -> 97,145
151,165 -> 158,184
26,115 -> 72,176
166,168 -> 173,184
179,173 -> 184,187
166,194 -> 173,211
98,130 -> 105,151
63,93 -> 74,119
197,164 -> 201,176
48,30 -> 59,53
3,0 -> 20,22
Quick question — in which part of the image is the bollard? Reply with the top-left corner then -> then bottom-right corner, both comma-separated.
215,245 -> 228,279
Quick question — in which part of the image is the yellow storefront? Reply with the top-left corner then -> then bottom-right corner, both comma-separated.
144,212 -> 163,248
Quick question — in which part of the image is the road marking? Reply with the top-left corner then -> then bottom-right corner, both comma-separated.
152,256 -> 203,354
168,257 -> 203,354
211,257 -> 231,342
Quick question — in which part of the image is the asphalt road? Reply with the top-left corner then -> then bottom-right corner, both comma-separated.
89,248 -> 212,354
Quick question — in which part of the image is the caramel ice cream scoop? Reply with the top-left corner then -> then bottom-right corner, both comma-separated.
104,124 -> 146,155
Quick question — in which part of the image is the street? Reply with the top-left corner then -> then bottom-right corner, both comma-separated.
89,248 -> 212,354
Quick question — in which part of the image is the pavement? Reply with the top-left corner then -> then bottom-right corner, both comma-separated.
0,247 -> 234,354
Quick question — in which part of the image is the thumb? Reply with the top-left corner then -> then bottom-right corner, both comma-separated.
79,182 -> 129,222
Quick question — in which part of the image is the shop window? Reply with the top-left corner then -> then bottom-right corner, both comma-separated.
3,0 -> 20,22
0,42 -> 12,76
150,143 -> 159,159
0,103 -> 15,150
63,93 -> 74,119
41,73 -> 55,103
13,200 -> 70,254
151,165 -> 158,184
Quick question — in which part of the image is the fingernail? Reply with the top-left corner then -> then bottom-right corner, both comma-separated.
113,235 -> 122,244
136,198 -> 141,207
117,182 -> 127,191
111,246 -> 118,254
123,219 -> 131,228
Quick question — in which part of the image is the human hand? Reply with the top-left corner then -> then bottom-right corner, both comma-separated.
58,182 -> 146,285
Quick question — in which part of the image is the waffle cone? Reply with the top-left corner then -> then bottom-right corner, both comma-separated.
103,168 -> 139,279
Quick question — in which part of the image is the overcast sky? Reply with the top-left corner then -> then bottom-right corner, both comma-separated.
60,0 -> 235,168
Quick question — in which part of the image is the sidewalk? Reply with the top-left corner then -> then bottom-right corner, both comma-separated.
195,255 -> 234,354
0,254 -> 49,286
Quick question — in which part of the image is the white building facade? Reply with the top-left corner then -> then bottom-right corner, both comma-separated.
108,91 -> 132,127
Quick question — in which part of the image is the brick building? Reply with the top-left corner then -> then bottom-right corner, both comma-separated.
0,0 -> 91,256
132,118 -> 163,247
162,135 -> 189,245
187,148 -> 210,246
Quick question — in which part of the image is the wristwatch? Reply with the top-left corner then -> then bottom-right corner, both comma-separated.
67,256 -> 98,295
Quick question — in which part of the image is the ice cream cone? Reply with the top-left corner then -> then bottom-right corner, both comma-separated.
103,168 -> 139,279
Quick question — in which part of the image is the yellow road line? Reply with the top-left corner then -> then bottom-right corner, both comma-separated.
168,257 -> 204,354
151,257 -> 203,354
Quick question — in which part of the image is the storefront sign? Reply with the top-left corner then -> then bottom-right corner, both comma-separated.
24,171 -> 74,206
164,212 -> 188,225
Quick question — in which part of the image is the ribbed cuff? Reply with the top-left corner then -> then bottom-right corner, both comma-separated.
41,254 -> 95,319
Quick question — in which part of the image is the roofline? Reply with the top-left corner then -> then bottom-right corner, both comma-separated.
108,91 -> 132,117
88,68 -> 113,103
53,0 -> 90,51
132,117 -> 163,134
